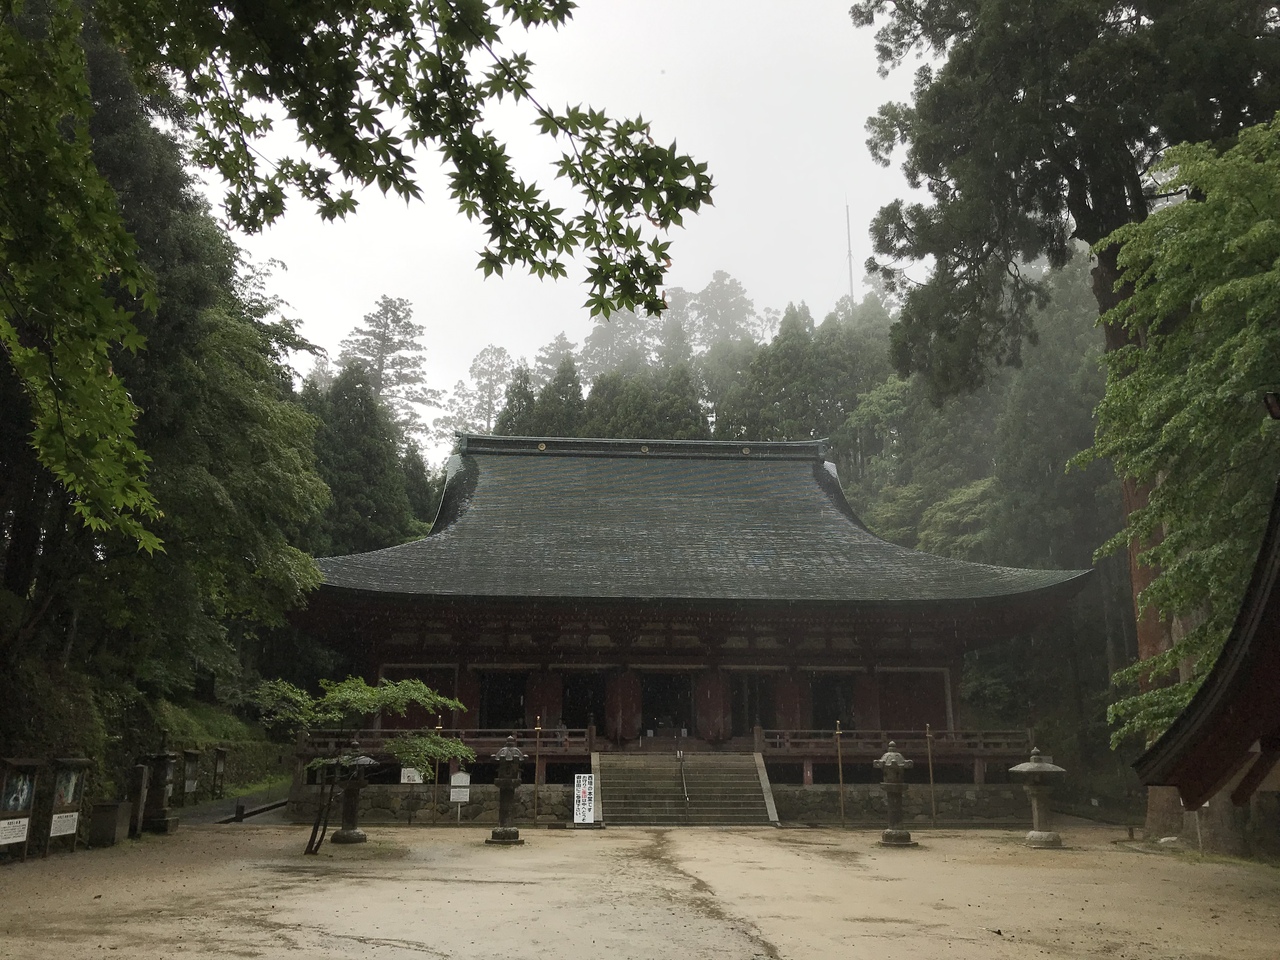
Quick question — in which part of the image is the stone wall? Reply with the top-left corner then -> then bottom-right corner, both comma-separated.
771,783 -> 1030,826
289,784 -> 572,825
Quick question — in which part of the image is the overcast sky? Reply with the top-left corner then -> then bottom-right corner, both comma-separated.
218,1 -> 918,402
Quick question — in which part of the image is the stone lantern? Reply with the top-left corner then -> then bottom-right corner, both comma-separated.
331,744 -> 377,845
486,736 -> 527,846
873,741 -> 917,847
1010,747 -> 1067,848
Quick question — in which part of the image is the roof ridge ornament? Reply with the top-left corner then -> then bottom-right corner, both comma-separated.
456,435 -> 830,461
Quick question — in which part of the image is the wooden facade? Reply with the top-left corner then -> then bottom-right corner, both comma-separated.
299,437 -> 1090,781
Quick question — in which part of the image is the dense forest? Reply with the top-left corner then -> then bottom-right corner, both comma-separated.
2,0 -> 1278,831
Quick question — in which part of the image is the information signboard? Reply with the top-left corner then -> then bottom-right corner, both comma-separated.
449,771 -> 471,803
400,767 -> 424,784
50,812 -> 79,837
573,774 -> 595,824
0,817 -> 29,844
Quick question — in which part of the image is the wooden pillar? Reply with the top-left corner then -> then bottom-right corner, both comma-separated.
803,759 -> 814,785
853,670 -> 881,730
973,757 -> 986,785
535,755 -> 547,786
605,670 -> 642,741
771,673 -> 813,730
694,669 -> 733,742
524,671 -> 563,728
455,669 -> 480,731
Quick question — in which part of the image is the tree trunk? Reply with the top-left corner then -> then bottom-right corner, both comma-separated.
1093,244 -> 1181,836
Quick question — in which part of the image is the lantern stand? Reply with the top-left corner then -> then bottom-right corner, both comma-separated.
331,750 -> 377,844
486,736 -> 527,845
1009,748 -> 1067,848
873,742 -> 918,847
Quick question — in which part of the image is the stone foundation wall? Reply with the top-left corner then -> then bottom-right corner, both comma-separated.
771,783 -> 1030,826
289,784 -> 572,825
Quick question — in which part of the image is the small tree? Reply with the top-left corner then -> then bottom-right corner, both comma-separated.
256,676 -> 474,853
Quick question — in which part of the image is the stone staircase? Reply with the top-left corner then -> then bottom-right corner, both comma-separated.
598,753 -> 776,826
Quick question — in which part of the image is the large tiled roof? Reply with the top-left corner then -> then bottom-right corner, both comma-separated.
316,436 -> 1090,604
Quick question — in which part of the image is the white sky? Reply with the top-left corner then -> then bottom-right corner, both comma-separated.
218,1 -> 918,404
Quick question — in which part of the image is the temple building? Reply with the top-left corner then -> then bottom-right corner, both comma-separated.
296,435 -> 1090,803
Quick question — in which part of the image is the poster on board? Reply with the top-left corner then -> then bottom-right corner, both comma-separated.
573,774 -> 595,824
400,767 -> 424,784
449,771 -> 471,803
50,812 -> 79,837
0,817 -> 29,844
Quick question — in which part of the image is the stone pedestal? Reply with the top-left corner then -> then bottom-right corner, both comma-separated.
330,782 -> 368,844
1024,785 -> 1062,848
879,781 -> 918,847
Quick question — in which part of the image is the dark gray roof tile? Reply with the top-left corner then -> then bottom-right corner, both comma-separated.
317,436 -> 1090,603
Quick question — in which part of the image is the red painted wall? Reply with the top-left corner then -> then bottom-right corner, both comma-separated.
877,671 -> 948,730
694,670 -> 733,741
605,670 -> 642,740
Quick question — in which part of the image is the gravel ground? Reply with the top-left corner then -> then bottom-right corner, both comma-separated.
1,822 -> 1277,959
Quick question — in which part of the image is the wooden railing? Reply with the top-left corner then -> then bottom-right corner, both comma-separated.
300,727 -> 593,759
760,729 -> 1031,759
298,726 -> 1030,762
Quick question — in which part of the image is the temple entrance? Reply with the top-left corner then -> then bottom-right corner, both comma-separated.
731,673 -> 774,736
561,671 -> 607,728
478,671 -> 525,729
640,672 -> 693,734
811,673 -> 856,730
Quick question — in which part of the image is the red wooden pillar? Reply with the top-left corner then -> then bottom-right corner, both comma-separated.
605,670 -> 642,741
852,671 -> 881,730
771,673 -> 813,730
455,669 -> 480,731
524,671 -> 563,728
694,669 -> 733,742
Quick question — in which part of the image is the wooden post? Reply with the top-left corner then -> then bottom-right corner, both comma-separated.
432,722 -> 442,824
926,722 -> 937,827
534,716 -> 541,824
836,720 -> 846,828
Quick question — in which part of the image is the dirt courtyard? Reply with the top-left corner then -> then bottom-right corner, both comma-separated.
1,822 -> 1277,959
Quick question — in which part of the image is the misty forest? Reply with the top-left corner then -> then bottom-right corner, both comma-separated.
2,0 -> 1279,849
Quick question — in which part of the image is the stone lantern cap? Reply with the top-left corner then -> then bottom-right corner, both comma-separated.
873,741 -> 914,771
493,735 -> 527,763
1009,747 -> 1066,780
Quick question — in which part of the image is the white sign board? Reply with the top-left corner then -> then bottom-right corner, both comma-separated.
0,817 -> 29,844
449,771 -> 471,803
50,812 -> 79,837
400,767 -> 424,784
573,774 -> 595,824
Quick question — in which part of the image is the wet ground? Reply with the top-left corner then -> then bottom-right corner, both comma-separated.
1,822 -> 1277,959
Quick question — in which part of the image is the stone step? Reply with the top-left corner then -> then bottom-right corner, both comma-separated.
599,752 -> 774,826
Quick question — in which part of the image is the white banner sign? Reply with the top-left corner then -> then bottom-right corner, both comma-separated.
400,767 -> 424,784
0,817 -> 29,844
573,774 -> 595,824
449,771 -> 471,804
50,812 -> 79,837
